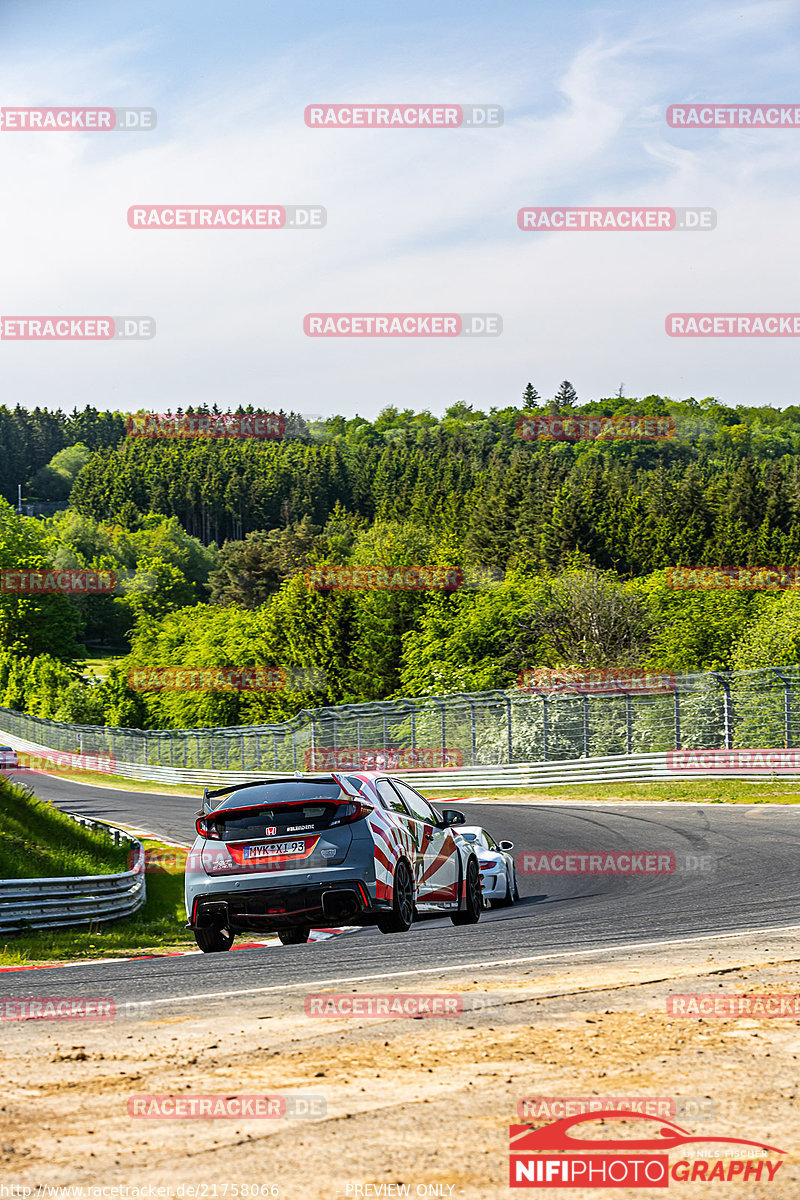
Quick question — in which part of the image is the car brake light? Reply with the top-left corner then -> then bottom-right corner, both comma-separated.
328,801 -> 371,827
478,858 -> 496,869
196,815 -> 222,840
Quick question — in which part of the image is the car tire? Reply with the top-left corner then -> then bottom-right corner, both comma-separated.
194,925 -> 235,953
513,874 -> 520,902
278,926 -> 311,946
495,869 -> 514,908
452,857 -> 482,926
377,859 -> 415,934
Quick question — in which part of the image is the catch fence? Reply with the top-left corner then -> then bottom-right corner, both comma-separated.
0,666 -> 796,776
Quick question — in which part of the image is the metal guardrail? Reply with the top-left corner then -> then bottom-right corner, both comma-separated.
0,814 -> 146,934
4,736 -> 799,793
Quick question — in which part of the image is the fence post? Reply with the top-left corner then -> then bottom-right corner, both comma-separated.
505,696 -> 513,764
625,693 -> 632,755
410,708 -> 416,751
273,732 -> 279,771
771,669 -> 792,748
673,689 -> 682,750
711,673 -> 734,750
582,695 -> 590,757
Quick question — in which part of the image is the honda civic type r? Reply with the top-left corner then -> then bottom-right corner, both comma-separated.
184,772 -> 483,951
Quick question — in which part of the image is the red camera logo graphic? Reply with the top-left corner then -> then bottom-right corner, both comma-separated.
509,1112 -> 785,1187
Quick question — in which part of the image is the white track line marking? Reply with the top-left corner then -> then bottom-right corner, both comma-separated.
122,922 -> 800,1009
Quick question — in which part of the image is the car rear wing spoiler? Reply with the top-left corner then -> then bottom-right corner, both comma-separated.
198,773 -> 358,815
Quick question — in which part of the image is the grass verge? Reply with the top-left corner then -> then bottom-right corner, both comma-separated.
0,839 -> 195,965
0,775 -> 129,878
438,778 -> 800,803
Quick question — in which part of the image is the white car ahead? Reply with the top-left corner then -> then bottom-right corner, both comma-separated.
455,825 -> 518,908
0,746 -> 19,770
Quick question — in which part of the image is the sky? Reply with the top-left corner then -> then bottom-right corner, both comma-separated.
0,0 -> 799,417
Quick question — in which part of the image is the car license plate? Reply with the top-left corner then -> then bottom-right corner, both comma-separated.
242,840 -> 306,860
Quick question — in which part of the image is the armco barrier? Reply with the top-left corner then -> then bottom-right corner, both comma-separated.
0,814 -> 146,933
2,729 -> 799,791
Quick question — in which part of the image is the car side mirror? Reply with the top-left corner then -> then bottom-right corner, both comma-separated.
440,808 -> 465,827
499,840 -> 514,851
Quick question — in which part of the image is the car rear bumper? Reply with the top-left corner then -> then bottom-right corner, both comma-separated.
479,870 -> 507,897
188,876 -> 380,932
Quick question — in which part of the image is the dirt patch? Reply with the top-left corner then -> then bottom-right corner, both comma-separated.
1,930 -> 798,1197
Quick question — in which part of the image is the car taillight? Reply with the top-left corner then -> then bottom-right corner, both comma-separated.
196,815 -> 222,840
328,801 -> 371,827
478,858 -> 496,869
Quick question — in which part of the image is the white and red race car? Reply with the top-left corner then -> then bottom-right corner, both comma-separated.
184,771 -> 482,951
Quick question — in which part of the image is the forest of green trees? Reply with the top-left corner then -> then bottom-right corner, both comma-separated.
1,389 -> 800,730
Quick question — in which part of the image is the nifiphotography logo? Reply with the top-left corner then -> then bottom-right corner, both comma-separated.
509,1110 -> 786,1187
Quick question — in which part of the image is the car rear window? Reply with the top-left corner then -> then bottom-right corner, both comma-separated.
206,780 -> 360,840
214,780 -> 345,810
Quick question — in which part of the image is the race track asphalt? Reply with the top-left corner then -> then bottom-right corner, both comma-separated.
3,770 -> 798,1009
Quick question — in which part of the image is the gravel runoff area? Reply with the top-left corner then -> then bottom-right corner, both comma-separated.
0,926 -> 798,1198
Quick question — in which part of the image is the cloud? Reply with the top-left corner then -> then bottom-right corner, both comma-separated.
0,0 -> 798,414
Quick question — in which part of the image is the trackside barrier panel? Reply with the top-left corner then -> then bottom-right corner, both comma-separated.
0,815 -> 145,933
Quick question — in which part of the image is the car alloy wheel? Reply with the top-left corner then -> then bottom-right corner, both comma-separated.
377,859 -> 415,934
452,857 -> 482,925
194,925 -> 235,953
278,926 -> 311,945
